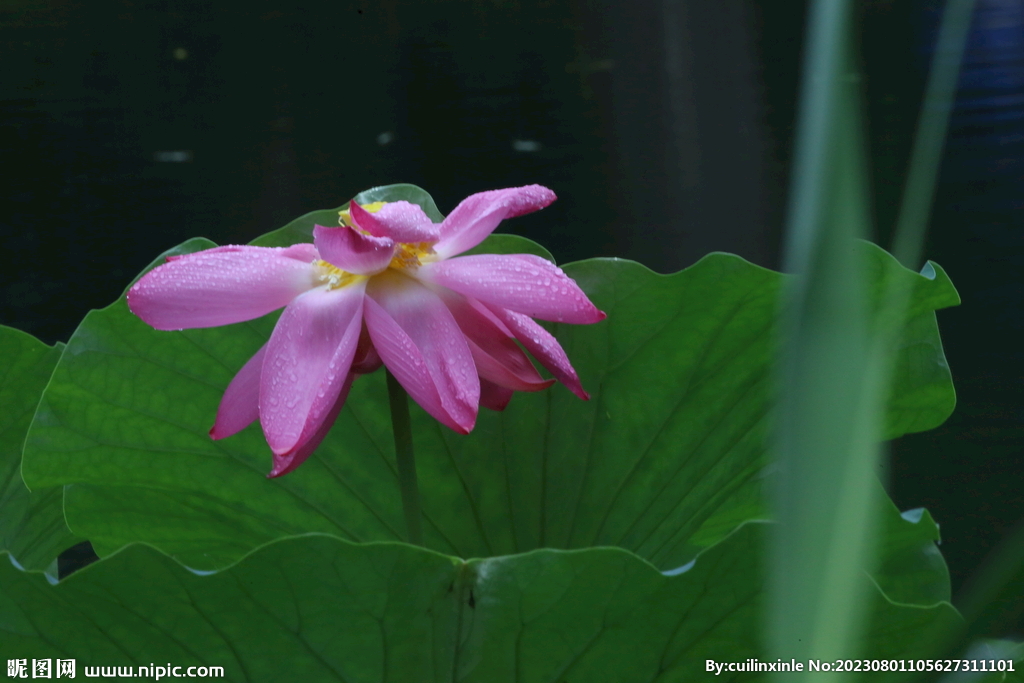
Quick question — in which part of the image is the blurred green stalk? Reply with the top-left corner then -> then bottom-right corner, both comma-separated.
769,1 -> 974,681
770,0 -> 880,677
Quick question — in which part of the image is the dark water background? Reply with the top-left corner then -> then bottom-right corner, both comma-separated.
2,0 -> 1022,631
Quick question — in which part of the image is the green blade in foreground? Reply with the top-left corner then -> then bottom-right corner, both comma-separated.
0,326 -> 81,572
21,230 -> 958,571
0,523 -> 958,682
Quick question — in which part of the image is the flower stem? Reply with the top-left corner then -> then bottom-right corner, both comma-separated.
386,369 -> 423,546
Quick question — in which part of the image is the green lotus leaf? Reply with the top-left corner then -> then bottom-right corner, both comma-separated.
0,326 -> 81,572
0,522 -> 959,681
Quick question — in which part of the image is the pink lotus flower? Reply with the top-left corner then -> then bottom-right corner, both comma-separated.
127,185 -> 605,477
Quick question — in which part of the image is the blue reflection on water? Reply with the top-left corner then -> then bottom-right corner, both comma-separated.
930,0 -> 1024,214
918,0 -> 1024,331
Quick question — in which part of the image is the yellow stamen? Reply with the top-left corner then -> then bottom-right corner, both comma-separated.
389,242 -> 436,271
313,259 -> 364,290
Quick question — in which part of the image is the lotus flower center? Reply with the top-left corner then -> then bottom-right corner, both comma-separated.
338,201 -> 386,228
313,260 -> 363,290
340,201 -> 437,271
389,242 -> 435,271
325,200 -> 436,280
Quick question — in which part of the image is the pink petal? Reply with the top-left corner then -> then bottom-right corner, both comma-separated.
260,282 -> 366,459
279,243 -> 320,262
349,324 -> 383,375
441,291 -> 553,392
210,343 -> 267,440
350,200 -> 440,243
364,273 -> 479,433
468,339 -> 555,392
433,185 -> 556,258
485,304 -> 591,400
127,245 -> 318,330
313,224 -> 395,275
268,373 -> 355,478
163,243 -> 317,263
419,254 -> 607,323
480,378 -> 514,411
